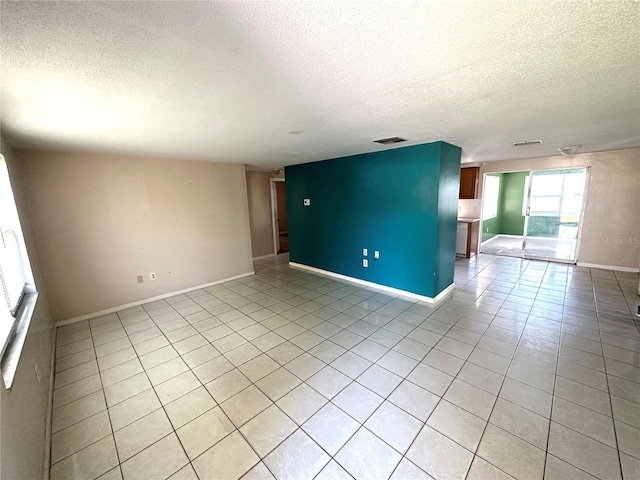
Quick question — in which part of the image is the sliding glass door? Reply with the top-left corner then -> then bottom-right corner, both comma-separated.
522,168 -> 588,262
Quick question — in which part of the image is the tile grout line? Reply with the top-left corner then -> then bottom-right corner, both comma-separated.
50,255 -> 639,480
593,267 -> 626,480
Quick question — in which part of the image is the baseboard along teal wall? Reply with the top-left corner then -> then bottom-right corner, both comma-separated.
285,141 -> 461,298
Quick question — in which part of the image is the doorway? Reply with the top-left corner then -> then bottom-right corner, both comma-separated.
270,178 -> 288,254
480,167 -> 588,262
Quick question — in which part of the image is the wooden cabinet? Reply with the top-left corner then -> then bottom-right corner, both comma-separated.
459,167 -> 479,199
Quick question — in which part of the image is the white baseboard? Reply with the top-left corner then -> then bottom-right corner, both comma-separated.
43,326 -> 56,480
253,254 -> 276,260
576,262 -> 639,273
289,262 -> 454,304
56,271 -> 255,327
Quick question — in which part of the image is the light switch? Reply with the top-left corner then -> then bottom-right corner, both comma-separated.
374,251 -> 380,259
303,199 -> 311,206
363,249 -> 368,256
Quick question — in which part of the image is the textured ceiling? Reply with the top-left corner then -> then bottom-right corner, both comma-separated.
1,1 -> 639,167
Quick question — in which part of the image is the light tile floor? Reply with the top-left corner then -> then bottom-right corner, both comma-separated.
50,254 -> 640,480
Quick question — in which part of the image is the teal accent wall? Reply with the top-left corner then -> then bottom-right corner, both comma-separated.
285,142 -> 461,299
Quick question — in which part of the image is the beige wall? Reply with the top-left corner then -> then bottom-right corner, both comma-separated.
17,150 -> 254,321
1,138 -> 55,480
479,148 -> 640,269
245,171 -> 275,257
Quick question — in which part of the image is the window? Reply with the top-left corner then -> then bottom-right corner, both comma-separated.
525,170 -> 587,217
0,154 -> 35,362
482,175 -> 500,219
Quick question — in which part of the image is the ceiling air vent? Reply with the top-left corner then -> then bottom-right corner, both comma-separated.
511,139 -> 543,146
373,136 -> 407,145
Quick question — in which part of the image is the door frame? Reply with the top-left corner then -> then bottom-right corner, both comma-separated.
270,178 -> 285,255
479,166 -> 591,264
522,166 -> 590,263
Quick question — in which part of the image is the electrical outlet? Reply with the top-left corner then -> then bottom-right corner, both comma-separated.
374,251 -> 380,259
363,248 -> 368,256
303,199 -> 311,206
35,362 -> 41,384
150,272 -> 157,281
363,259 -> 368,268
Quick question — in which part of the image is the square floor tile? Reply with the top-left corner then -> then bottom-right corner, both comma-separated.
205,368 -> 251,403
303,403 -> 359,455
427,400 -> 486,453
332,382 -> 384,423
192,431 -> 259,480
51,410 -> 112,464
407,425 -> 474,480
276,383 -> 327,425
154,370 -> 201,405
285,353 -> 326,380
357,364 -> 402,397
365,401 -> 423,454
120,433 -> 188,480
444,379 -> 496,420
53,373 -> 103,408
267,341 -> 305,365
264,430 -> 330,480
548,421 -> 622,480
387,380 -> 439,422
164,386 -> 216,429
50,435 -> 119,480
331,351 -> 372,379
146,357 -> 189,386
51,390 -> 107,433
306,366 -> 351,399
176,406 -> 234,460
114,409 -> 173,461
407,363 -> 454,396
336,427 -> 402,480
239,354 -> 280,382
478,424 -> 546,480
552,396 -> 616,447
108,388 -> 161,431
421,348 -> 465,377
240,405 -> 297,457
499,377 -> 552,418
220,385 -> 272,427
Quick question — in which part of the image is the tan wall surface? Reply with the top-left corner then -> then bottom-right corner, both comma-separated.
480,148 -> 640,269
1,138 -> 55,480
245,171 -> 275,257
17,150 -> 254,320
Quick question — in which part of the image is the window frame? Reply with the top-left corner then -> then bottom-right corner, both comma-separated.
0,153 -> 38,389
482,175 -> 501,220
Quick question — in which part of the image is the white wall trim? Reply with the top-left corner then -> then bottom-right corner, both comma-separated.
270,177 -> 285,256
289,262 -> 454,304
42,326 -> 56,480
576,262 -> 639,273
253,254 -> 275,261
56,271 -> 255,327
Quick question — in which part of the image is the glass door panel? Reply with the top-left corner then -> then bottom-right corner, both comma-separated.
523,168 -> 588,262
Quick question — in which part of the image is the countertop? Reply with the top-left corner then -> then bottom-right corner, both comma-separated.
457,217 -> 481,223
